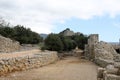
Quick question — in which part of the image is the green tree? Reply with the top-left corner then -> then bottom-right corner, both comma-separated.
72,34 -> 88,49
0,26 -> 15,38
59,35 -> 76,51
0,24 -> 43,44
13,25 -> 43,44
44,34 -> 63,52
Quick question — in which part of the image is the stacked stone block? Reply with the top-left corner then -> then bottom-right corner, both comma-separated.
0,51 -> 58,76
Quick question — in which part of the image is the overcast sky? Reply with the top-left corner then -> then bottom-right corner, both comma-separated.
0,0 -> 120,42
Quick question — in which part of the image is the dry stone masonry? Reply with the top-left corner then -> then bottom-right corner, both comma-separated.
0,35 -> 20,53
85,34 -> 120,80
0,51 -> 58,76
85,34 -> 99,60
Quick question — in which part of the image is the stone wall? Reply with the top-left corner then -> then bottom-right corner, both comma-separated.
85,34 -> 120,80
0,51 -> 58,76
94,41 -> 118,67
0,35 -> 20,53
94,41 -> 120,68
84,34 -> 99,60
85,34 -> 120,67
97,64 -> 120,80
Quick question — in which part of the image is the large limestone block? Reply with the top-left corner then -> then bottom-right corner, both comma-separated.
96,41 -> 117,55
0,51 -> 58,76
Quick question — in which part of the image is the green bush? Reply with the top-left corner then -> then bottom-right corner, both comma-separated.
59,35 -> 76,51
44,34 -> 80,52
71,34 -> 88,49
44,34 -> 63,52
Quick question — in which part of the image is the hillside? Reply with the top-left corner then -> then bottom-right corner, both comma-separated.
59,28 -> 81,36
40,34 -> 48,39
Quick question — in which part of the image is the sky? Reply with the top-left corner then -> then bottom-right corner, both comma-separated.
0,0 -> 120,42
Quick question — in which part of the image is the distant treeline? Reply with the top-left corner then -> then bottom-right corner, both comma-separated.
0,21 -> 43,44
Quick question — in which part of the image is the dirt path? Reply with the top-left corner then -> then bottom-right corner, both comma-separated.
0,56 -> 98,80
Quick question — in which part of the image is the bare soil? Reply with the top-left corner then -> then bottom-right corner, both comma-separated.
0,56 -> 98,80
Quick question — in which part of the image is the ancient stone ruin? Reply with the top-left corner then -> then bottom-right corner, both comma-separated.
0,35 -> 20,53
85,34 -> 99,60
0,51 -> 58,75
85,34 -> 120,80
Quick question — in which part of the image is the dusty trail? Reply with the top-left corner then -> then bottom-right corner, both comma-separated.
0,56 -> 98,80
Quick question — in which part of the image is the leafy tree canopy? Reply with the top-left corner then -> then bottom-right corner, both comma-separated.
0,19 -> 43,44
43,32 -> 88,52
44,34 -> 63,52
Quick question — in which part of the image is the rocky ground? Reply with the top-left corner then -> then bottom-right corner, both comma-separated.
0,56 -> 98,80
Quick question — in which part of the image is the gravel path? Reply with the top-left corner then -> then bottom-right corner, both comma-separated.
0,56 -> 98,80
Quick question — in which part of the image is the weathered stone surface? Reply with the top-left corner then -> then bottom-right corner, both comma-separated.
97,67 -> 105,79
106,65 -> 118,74
85,34 -> 120,67
117,68 -> 120,75
94,41 -> 117,60
95,58 -> 114,67
85,34 -> 120,80
0,35 -> 20,53
0,51 -> 58,76
0,60 -> 5,65
95,48 -> 114,60
84,34 -> 99,60
114,62 -> 120,68
104,74 -> 120,80
98,65 -> 120,80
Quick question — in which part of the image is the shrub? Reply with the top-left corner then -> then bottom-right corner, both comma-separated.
44,34 -> 63,52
